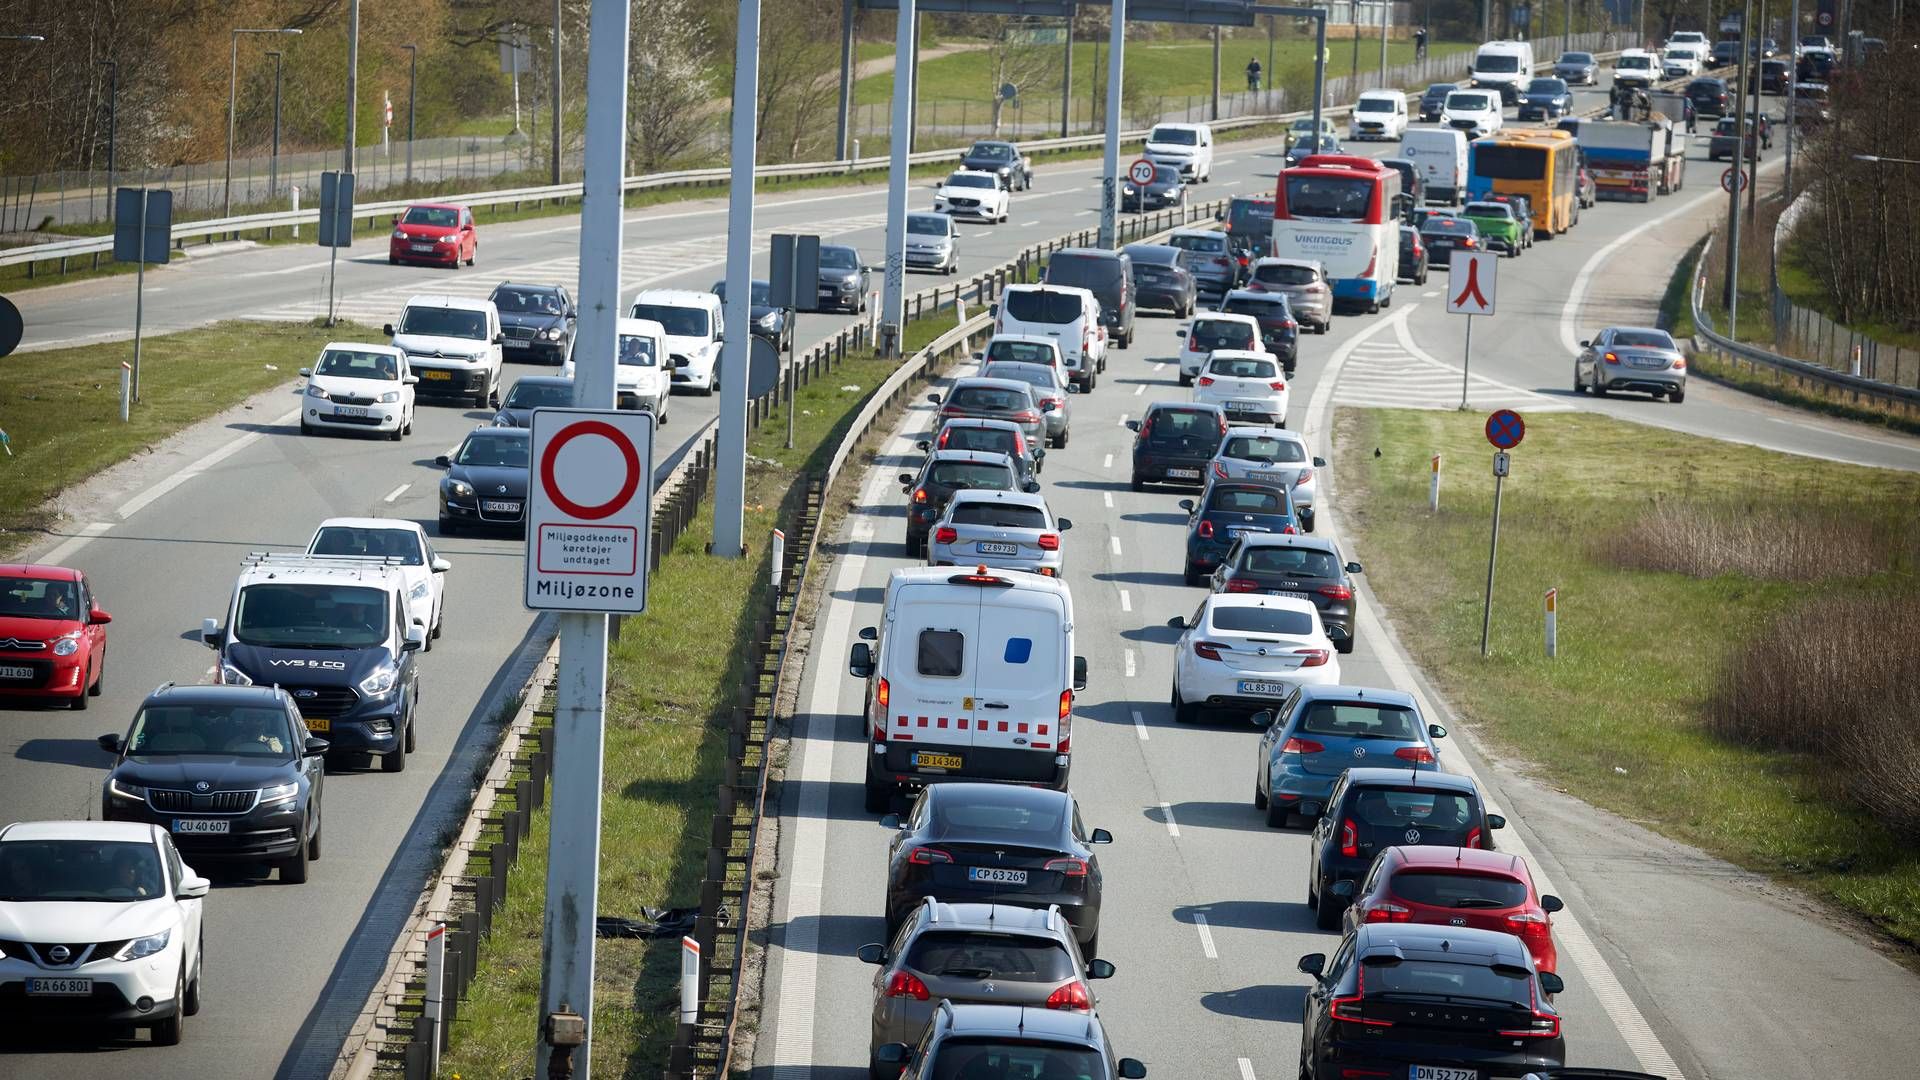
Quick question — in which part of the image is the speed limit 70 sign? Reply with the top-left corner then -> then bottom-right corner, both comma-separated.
1128,158 -> 1156,185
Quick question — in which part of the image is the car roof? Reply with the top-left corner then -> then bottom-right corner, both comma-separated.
1387,845 -> 1530,878
492,280 -> 563,293
937,417 -> 1021,432
405,201 -> 468,211
1354,922 -> 1531,966
939,1002 -> 1107,1042
952,377 -> 1037,394
915,900 -> 1071,935
142,682 -> 288,709
946,489 -> 1050,511
1192,311 -> 1261,326
1251,256 -> 1322,272
927,449 -> 1016,465
1002,282 -> 1095,299
931,781 -> 1071,812
1221,289 -> 1287,305
1204,349 -> 1275,362
987,333 -> 1061,349
1053,247 -> 1125,260
1601,325 -> 1671,337
1293,683 -> 1417,709
1342,766 -> 1479,794
631,288 -> 719,307
401,293 -> 494,312
0,564 -> 83,581
1207,593 -> 1318,617
313,517 -> 426,536
980,360 -> 1060,380
616,316 -> 666,336
1357,89 -> 1403,100
1235,533 -> 1338,554
1147,401 -> 1224,415
889,565 -> 1070,596
1167,227 -> 1226,240
1221,425 -> 1306,443
320,341 -> 404,356
948,169 -> 1002,180
510,375 -> 575,387
1,819 -> 160,844
1153,121 -> 1206,131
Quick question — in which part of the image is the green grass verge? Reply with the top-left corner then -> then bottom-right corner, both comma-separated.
434,309 -> 962,1079
1337,406 -> 1920,950
0,320 -> 373,555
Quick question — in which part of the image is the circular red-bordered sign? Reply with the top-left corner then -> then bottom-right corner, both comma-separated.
538,420 -> 642,520
1485,409 -> 1525,449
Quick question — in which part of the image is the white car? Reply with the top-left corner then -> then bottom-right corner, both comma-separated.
933,170 -> 1010,222
631,290 -> 723,395
1143,121 -> 1215,182
305,517 -> 451,646
0,820 -> 207,1045
1441,90 -> 1504,139
562,317 -> 673,421
1208,427 -> 1324,521
1191,349 -> 1290,428
1349,90 -> 1409,141
1175,312 -> 1262,385
1612,50 -> 1659,89
298,342 -> 417,439
1667,30 -> 1710,49
1661,46 -> 1703,78
1168,594 -> 1342,722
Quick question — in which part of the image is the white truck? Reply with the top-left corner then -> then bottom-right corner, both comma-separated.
1469,40 -> 1536,104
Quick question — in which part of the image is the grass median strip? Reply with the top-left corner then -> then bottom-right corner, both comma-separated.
0,319 -> 371,556
1336,406 -> 1920,951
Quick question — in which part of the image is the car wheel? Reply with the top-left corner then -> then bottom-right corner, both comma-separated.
381,743 -> 408,772
151,967 -> 186,1045
1171,681 -> 1200,724
1305,878 -> 1319,909
1183,565 -> 1203,587
299,418 -> 313,436
1266,794 -> 1290,829
1335,636 -> 1355,655
388,255 -> 398,265
308,808 -> 322,860
489,380 -> 502,409
1082,932 -> 1099,960
1130,475 -> 1145,492
1315,893 -> 1342,931
1593,380 -> 1608,398
1052,428 -> 1069,449
1254,777 -> 1269,810
871,1061 -> 897,1080
280,830 -> 310,884
863,775 -> 891,815
1670,388 -> 1686,404
1178,373 -> 1192,387
184,939 -> 203,1016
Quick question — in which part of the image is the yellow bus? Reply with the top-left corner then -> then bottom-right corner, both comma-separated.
1465,130 -> 1579,238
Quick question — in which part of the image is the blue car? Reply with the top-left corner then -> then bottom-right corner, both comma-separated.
1179,479 -> 1311,586
1517,77 -> 1574,121
1250,684 -> 1448,828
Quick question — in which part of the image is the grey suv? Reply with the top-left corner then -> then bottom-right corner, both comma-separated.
858,900 -> 1115,1074
875,1000 -> 1148,1080
1246,257 -> 1333,333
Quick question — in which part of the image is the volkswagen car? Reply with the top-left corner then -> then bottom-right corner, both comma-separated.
1252,684 -> 1446,827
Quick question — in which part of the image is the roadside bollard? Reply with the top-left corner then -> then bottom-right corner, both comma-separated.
1429,453 -> 1441,513
1545,587 -> 1558,659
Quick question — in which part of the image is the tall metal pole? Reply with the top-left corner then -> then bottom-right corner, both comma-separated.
1062,6 -> 1075,137
1211,24 -> 1221,121
1312,15 -> 1326,145
267,52 -> 282,199
713,0 -> 764,558
1352,1 -> 1363,86
345,0 -> 361,175
532,0 -> 629,1074
1268,16 -> 1276,104
226,32 -> 240,218
1380,0 -> 1390,91
403,44 -> 417,185
551,0 -> 564,183
1724,0 -> 1750,322
1097,0 -> 1126,249
881,1 -> 917,353
102,60 -> 117,223
1748,0 -> 1765,225
836,0 -> 856,157
1786,0 -> 1798,196
909,11 -> 922,154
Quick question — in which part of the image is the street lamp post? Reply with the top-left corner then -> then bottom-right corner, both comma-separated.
266,51 -> 283,199
226,27 -> 303,220
401,44 -> 418,185
101,59 -> 118,223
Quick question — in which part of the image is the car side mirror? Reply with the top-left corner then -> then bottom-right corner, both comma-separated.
1023,481 -> 1041,494
493,334 -> 506,345
303,737 -> 331,756
1118,1060 -> 1148,1080
1579,339 -> 1590,348
89,608 -> 113,626
1089,827 -> 1113,844
1057,518 -> 1072,531
859,626 -> 878,641
432,558 -> 452,573
391,214 -> 401,226
1167,615 -> 1188,630
875,1044 -> 912,1067
403,626 -> 426,652
928,392 -> 943,405
897,472 -> 915,486
566,307 -> 578,318
436,455 -> 452,468
298,367 -> 313,377
404,374 -> 421,385
1313,456 -> 1327,468
1538,971 -> 1566,996
382,323 -> 396,337
856,943 -> 887,965
1175,328 -> 1187,337
1040,401 -> 1056,413
1297,952 -> 1327,978
1428,723 -> 1447,739
201,617 -> 221,648
1124,420 -> 1141,432
1486,814 -> 1507,830
177,875 -> 212,900
915,440 -> 931,451
1178,499 -> 1195,512
1065,382 -> 1080,394
1541,894 -> 1564,913
97,733 -> 125,755
1073,655 -> 1088,691
1345,562 -> 1363,574
1032,448 -> 1046,459
1087,958 -> 1116,979
879,813 -> 905,830
1330,879 -> 1356,898
972,351 -> 984,360
849,642 -> 874,678
1250,709 -> 1273,728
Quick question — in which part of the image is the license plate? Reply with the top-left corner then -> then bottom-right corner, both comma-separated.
968,866 -> 1030,885
335,406 -> 369,417
1630,356 -> 1667,368
24,978 -> 92,997
1167,468 -> 1201,479
1226,527 -> 1267,539
1271,590 -> 1312,601
504,338 -> 530,348
1227,401 -> 1265,412
302,716 -> 330,733
912,752 -> 963,770
1249,471 -> 1290,483
173,819 -> 231,835
1412,1068 -> 1478,1080
421,369 -> 452,381
1238,680 -> 1291,696
977,542 -> 1018,556
483,500 -> 522,513
0,665 -> 32,680
411,243 -> 436,253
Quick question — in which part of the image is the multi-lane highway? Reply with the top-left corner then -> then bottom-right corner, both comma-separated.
2,71 -> 1918,1080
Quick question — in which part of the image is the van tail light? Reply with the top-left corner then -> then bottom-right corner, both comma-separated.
1394,745 -> 1435,764
1059,690 -> 1073,722
1293,648 -> 1330,667
912,488 -> 929,503
1038,533 -> 1060,550
1279,736 -> 1324,754
907,846 -> 953,866
1043,857 -> 1089,877
1197,376 -> 1215,387
1507,911 -> 1553,941
1269,380 -> 1287,391
1225,578 -> 1261,593
1193,640 -> 1225,661
1603,351 -> 1621,364
873,678 -> 890,741
1197,520 -> 1215,538
1340,818 -> 1359,858
1318,584 -> 1353,601
1213,256 -> 1230,267
1363,902 -> 1412,923
885,971 -> 931,1001
934,526 -> 959,544
1467,826 -> 1484,849
1045,979 -> 1094,1010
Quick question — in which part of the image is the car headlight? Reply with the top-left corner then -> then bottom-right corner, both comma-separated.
392,229 -> 408,240
115,931 -> 170,962
107,777 -> 148,802
220,662 -> 253,686
258,781 -> 300,805
379,390 -> 401,403
1122,185 -> 1136,195
52,633 -> 81,657
360,662 -> 400,697
542,328 -> 563,340
469,352 -> 489,364
408,579 -> 432,601
307,384 -> 331,400
756,311 -> 779,328
447,478 -> 474,498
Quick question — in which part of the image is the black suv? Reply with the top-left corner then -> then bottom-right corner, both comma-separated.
958,139 -> 1033,190
899,450 -> 1033,555
1417,83 -> 1454,122
1297,924 -> 1565,1080
876,1002 -> 1147,1080
1211,534 -> 1361,652
99,684 -> 327,884
1126,402 -> 1226,490
1043,248 -> 1136,348
1307,768 -> 1504,929
1218,289 -> 1300,374
488,282 -> 575,365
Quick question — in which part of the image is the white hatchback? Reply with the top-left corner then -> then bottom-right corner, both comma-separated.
1190,349 -> 1291,428
299,342 -> 417,439
1168,593 -> 1342,721
1175,312 -> 1262,385
305,517 -> 452,646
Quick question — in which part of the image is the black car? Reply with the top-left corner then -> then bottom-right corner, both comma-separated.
918,417 -> 1043,483
1123,162 -> 1188,212
1120,243 -> 1198,318
816,243 -> 872,314
1397,225 -> 1429,285
99,684 -> 326,883
1417,83 -> 1455,122
491,374 -> 573,428
875,1002 -> 1147,1080
1684,76 -> 1732,117
711,277 -> 791,351
1755,58 -> 1791,95
881,783 -> 1111,955
1307,768 -> 1503,929
1379,158 -> 1424,216
1517,77 -> 1573,120
1711,40 -> 1740,67
437,426 -> 530,535
1126,402 -> 1226,490
1218,289 -> 1300,375
899,449 -> 1034,555
958,139 -> 1033,190
1179,481 -> 1309,586
1211,534 -> 1362,652
488,282 -> 575,365
1043,247 -> 1135,348
1418,216 -> 1482,267
1297,924 -> 1565,1080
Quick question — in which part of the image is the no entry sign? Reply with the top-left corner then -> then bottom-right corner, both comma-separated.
525,408 -> 656,612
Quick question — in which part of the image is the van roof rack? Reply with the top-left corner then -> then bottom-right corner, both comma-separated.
242,551 -> 406,569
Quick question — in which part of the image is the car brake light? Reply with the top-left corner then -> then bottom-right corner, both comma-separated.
908,846 -> 953,865
1508,911 -> 1553,940
934,526 -> 958,544
885,971 -> 931,1000
1213,257 -> 1230,266
1010,410 -> 1040,423
1038,533 -> 1060,550
1462,237 -> 1477,248
913,488 -> 929,503
1197,520 -> 1215,538
1603,351 -> 1621,364
1279,736 -> 1324,754
1212,461 -> 1229,480
937,430 -> 950,448
1045,979 -> 1094,1010
1225,578 -> 1260,593
1297,467 -> 1313,485
1013,433 -> 1026,453
1330,968 -> 1393,1026
1269,380 -> 1287,391
1059,689 -> 1073,722
1281,524 -> 1299,535
1281,319 -> 1297,330
1499,988 -> 1561,1038
1318,584 -> 1353,601
1393,745 -> 1435,764
1467,826 -> 1484,849
1363,902 -> 1412,923
1197,376 -> 1215,387
1294,648 -> 1329,667
1193,640 -> 1225,661
1043,857 -> 1089,877
1340,818 -> 1359,858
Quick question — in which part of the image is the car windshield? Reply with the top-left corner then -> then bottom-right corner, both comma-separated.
1422,219 -> 1477,238
310,526 -> 424,565
1528,79 -> 1564,93
1192,321 -> 1257,350
969,143 -> 1013,160
1465,203 -> 1515,221
951,503 -> 1047,529
0,840 -> 164,903
1207,487 -> 1286,512
126,704 -> 294,758
1447,92 -> 1492,111
1390,871 -> 1530,909
1243,546 -> 1340,577
401,206 -> 459,227
457,433 -> 531,468
1226,199 -> 1276,233
1003,290 -> 1083,324
1348,788 -> 1477,829
398,306 -> 487,340
985,340 -> 1058,366
1289,118 -> 1318,132
819,247 -> 858,270
1620,55 -> 1653,69
491,288 -> 564,315
951,386 -> 1033,412
982,364 -> 1053,391
1207,355 -> 1277,379
928,1040 -> 1104,1080
1285,176 -> 1374,220
1253,263 -> 1318,286
233,583 -> 389,648
1424,84 -> 1455,98
1045,254 -> 1125,292
617,334 -> 659,367
712,280 -> 774,305
505,380 -> 573,408
1211,606 -> 1315,635
1150,126 -> 1199,145
1357,97 -> 1396,112
905,931 -> 1076,983
1122,243 -> 1183,266
1222,435 -> 1307,462
1146,409 -> 1220,444
940,427 -> 1017,455
1297,702 -> 1420,740
315,349 -> 399,380
949,173 -> 998,189
932,798 -> 1064,840
1611,330 -> 1676,349
1153,165 -> 1181,184
908,214 -> 950,236
927,463 -> 1014,490
1475,54 -> 1521,73
1559,52 -> 1593,63
1364,958 -> 1531,1006
0,577 -> 80,620
1168,233 -> 1226,254
630,304 -> 709,337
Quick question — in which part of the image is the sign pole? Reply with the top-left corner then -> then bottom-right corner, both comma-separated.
132,188 -> 146,403
1097,0 -> 1127,250
786,241 -> 798,451
880,0 -> 916,355
1458,313 -> 1472,411
1478,410 -> 1523,657
1480,462 -> 1504,657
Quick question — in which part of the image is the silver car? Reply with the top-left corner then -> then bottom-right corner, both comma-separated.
925,489 -> 1071,577
1575,326 -> 1687,403
1208,426 -> 1325,523
906,212 -> 959,275
1246,257 -> 1333,333
930,377 -> 1048,448
1166,227 -> 1238,296
981,359 -> 1074,447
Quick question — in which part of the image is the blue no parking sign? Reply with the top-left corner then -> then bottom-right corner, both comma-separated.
1485,409 -> 1525,450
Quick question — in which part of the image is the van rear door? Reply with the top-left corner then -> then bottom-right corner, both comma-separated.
882,585 -> 982,768
967,591 -> 1069,783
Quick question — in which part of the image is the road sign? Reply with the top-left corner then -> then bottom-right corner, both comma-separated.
1492,450 -> 1511,477
1128,158 -> 1157,186
0,295 -> 21,359
317,171 -> 355,248
1485,409 -> 1525,449
747,336 -> 782,398
112,189 -> 172,265
1818,10 -> 1833,25
1446,250 -> 1497,315
1720,167 -> 1749,193
526,408 -> 656,612
768,233 -> 821,311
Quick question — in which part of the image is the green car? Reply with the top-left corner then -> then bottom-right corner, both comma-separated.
1460,201 -> 1526,256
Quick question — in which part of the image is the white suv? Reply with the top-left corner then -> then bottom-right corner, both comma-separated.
631,289 -> 724,395
384,294 -> 505,409
298,342 -> 417,439
0,820 -> 208,1045
305,518 -> 451,647
1144,122 -> 1214,182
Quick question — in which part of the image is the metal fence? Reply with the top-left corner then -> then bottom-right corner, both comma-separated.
1768,189 -> 1920,389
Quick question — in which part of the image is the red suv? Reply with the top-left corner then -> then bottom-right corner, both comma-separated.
388,203 -> 478,268
1337,844 -> 1562,974
0,565 -> 111,709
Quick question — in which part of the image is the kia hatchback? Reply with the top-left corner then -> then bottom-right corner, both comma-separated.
1338,845 -> 1561,974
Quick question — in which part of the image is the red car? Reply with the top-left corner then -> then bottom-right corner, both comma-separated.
1338,844 -> 1562,974
0,565 -> 111,709
388,203 -> 478,268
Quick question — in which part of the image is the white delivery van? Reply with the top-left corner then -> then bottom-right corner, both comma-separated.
1470,39 -> 1536,104
994,283 -> 1104,391
1400,129 -> 1470,206
1349,90 -> 1410,141
849,566 -> 1088,812
1143,122 -> 1215,182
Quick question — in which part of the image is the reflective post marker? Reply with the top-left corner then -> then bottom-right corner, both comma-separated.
119,362 -> 130,422
1545,587 -> 1558,658
771,528 -> 785,589
1097,0 -> 1127,250
1429,453 -> 1441,513
424,922 -> 446,1075
290,185 -> 299,238
680,936 -> 700,1024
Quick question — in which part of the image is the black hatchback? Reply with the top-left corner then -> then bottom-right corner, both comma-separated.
881,783 -> 1113,957
1211,534 -> 1361,653
1218,290 -> 1301,375
1126,402 -> 1226,490
1180,481 -> 1309,585
1685,77 -> 1732,117
99,684 -> 327,884
1307,768 -> 1504,929
1418,216 -> 1482,267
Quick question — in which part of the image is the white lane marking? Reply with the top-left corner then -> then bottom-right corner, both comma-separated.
1159,801 -> 1181,838
382,483 -> 411,503
1124,649 -> 1137,678
1117,412 -> 1130,427
1109,536 -> 1122,556
38,522 -> 113,566
1133,383 -> 1145,395
1154,362 -> 1167,372
1075,209 -> 1097,216
1018,220 -> 1040,227
1131,709 -> 1150,740
973,231 -> 995,238
1221,179 -> 1243,187
1215,158 -> 1239,166
1193,912 -> 1218,959
116,407 -> 301,520
1119,589 -> 1132,612
1103,453 -> 1114,469
1238,1059 -> 1257,1080
1422,290 -> 1441,297
1103,491 -> 1114,508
